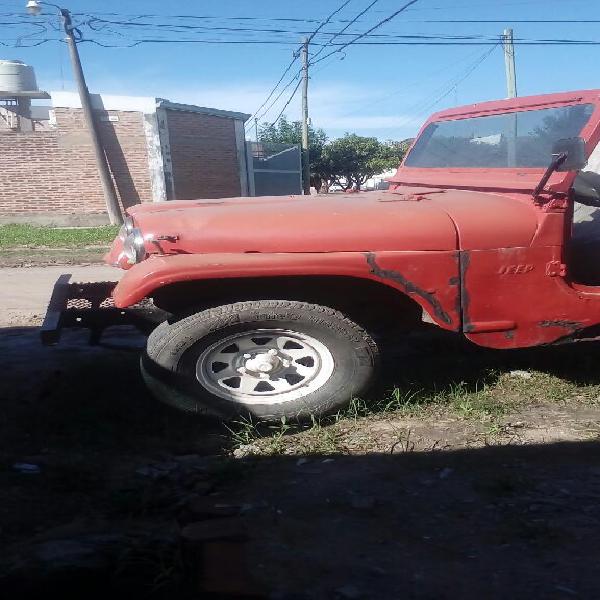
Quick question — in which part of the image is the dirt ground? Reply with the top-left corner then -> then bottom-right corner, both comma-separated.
0,246 -> 108,268
2,262 -> 600,598
0,264 -> 121,327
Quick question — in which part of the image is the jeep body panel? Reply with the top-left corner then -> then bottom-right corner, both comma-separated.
106,88 -> 600,351
109,188 -> 539,259
111,250 -> 462,332
116,191 -> 459,256
459,245 -> 600,348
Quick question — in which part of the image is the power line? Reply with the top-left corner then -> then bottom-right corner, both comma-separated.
397,43 -> 500,130
3,1 -> 593,23
246,0 -> 355,130
81,19 -> 526,42
14,12 -> 600,47
254,69 -> 303,123
311,0 -> 420,65
10,13 -> 600,50
370,0 -> 589,11
245,55 -> 301,128
306,0 -> 354,43
269,78 -> 303,126
7,33 -> 600,48
310,0 -> 382,64
336,46 -> 486,119
404,19 -> 600,23
46,16 -> 600,40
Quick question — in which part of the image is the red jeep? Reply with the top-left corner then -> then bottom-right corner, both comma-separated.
44,89 -> 600,421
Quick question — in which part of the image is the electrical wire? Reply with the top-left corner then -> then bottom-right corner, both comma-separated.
306,0 -> 354,43
335,45 -> 487,119
246,0 -> 356,130
9,11 -> 600,48
269,77 -> 303,126
310,0 -> 382,64
245,56 -> 300,128
253,69 -> 303,124
395,43 -> 500,130
311,0 -> 420,65
6,31 -> 600,48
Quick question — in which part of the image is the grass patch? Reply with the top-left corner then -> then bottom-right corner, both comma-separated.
0,224 -> 119,248
223,366 -> 600,457
221,322 -> 600,456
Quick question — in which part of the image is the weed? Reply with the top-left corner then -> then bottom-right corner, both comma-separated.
389,427 -> 415,454
224,416 -> 260,447
381,387 -> 425,414
263,417 -> 293,455
483,421 -> 505,438
341,396 -> 371,421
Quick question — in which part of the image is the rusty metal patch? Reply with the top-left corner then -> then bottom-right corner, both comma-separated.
539,320 -> 583,332
365,252 -> 452,325
458,250 -> 471,332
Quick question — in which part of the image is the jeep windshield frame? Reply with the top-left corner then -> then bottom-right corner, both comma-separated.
389,90 -> 600,194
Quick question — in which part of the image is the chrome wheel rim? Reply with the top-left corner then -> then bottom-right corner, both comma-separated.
196,328 -> 335,405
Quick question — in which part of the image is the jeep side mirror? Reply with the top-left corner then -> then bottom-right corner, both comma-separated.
552,137 -> 586,172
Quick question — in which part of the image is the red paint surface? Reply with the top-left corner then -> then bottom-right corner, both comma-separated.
128,192 -> 458,255
112,251 -> 461,331
462,246 -> 600,349
108,89 -> 600,350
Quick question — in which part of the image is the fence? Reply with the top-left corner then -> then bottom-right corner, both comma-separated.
246,141 -> 302,196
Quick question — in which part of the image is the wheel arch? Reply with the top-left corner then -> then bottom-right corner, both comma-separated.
151,274 -> 425,336
112,252 -> 461,334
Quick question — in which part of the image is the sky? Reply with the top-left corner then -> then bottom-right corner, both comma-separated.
2,0 -> 600,141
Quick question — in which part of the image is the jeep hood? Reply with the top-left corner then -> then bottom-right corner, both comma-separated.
119,188 -> 538,258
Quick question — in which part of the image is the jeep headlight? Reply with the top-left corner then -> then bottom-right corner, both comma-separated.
122,228 -> 146,264
118,216 -> 135,241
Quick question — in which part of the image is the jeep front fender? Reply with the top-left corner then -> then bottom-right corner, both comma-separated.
112,251 -> 461,331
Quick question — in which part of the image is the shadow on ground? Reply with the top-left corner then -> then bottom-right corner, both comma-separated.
0,325 -> 225,546
380,325 -> 600,393
230,441 -> 600,600
1,324 -> 600,598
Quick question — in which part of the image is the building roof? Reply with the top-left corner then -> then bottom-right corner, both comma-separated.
0,90 -> 50,99
156,98 -> 250,122
49,91 -> 250,121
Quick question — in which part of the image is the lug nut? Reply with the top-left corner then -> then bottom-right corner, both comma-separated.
243,353 -> 251,359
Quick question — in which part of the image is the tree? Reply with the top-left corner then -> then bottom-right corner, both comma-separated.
257,119 -> 412,193
321,134 -> 409,191
258,117 -> 329,190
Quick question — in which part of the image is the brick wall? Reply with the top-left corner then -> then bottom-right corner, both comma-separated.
0,107 -> 153,217
167,110 -> 241,199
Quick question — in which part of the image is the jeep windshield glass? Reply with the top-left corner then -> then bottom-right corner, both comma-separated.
404,103 -> 594,168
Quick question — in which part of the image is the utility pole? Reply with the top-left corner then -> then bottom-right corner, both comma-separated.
62,9 -> 122,224
254,117 -> 259,142
27,1 -> 122,224
502,28 -> 518,167
502,28 -> 517,99
301,37 -> 310,195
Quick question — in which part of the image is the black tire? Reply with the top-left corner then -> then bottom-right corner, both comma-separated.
141,300 -> 379,421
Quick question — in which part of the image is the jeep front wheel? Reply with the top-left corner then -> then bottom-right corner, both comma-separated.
141,300 -> 379,421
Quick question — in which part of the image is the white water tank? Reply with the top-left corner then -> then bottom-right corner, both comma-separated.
0,60 -> 38,92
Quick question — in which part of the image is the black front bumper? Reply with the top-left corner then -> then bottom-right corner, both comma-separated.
40,274 -> 165,346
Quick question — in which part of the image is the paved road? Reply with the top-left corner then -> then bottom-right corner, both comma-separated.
1,265 -> 123,326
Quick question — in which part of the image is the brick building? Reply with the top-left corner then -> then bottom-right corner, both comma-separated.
0,91 -> 250,225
